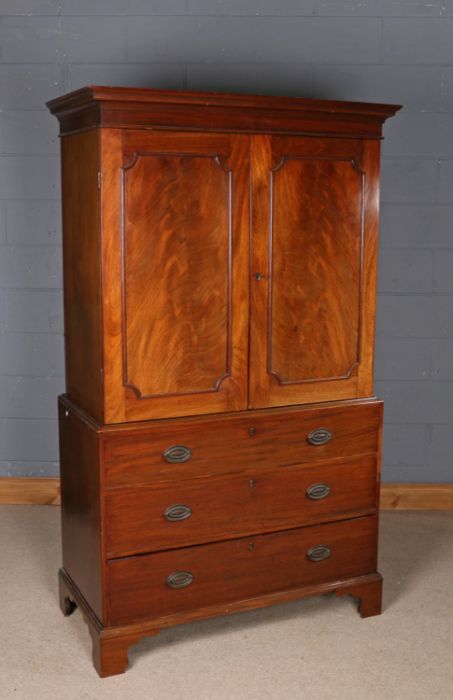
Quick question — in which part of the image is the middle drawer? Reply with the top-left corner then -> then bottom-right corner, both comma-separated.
105,455 -> 377,558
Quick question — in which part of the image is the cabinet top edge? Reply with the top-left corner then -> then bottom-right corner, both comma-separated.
47,85 -> 401,118
58,394 -> 383,434
46,85 -> 401,136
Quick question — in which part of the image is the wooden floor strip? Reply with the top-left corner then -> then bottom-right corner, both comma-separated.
0,478 -> 61,505
380,483 -> 453,511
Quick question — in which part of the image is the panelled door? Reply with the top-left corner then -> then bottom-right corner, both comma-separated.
249,134 -> 380,409
101,130 -> 250,423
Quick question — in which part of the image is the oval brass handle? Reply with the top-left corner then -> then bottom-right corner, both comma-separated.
162,445 -> 192,463
164,504 -> 192,522
166,571 -> 193,589
306,482 -> 331,500
307,428 -> 332,446
307,544 -> 331,562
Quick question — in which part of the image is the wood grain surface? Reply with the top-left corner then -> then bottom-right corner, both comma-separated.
59,565 -> 383,678
107,515 -> 378,625
61,129 -> 103,422
47,85 -> 401,139
380,484 -> 453,510
100,397 -> 382,487
123,151 -> 231,397
105,455 -> 377,558
58,401 -> 105,622
101,130 -> 249,422
57,126 -> 384,420
0,478 -> 60,505
269,156 -> 362,383
249,135 -> 380,408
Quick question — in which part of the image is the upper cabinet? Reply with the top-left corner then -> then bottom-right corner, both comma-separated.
48,87 -> 400,424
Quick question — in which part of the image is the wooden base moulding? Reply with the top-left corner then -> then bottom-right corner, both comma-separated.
1,478 -> 453,510
59,566 -> 383,678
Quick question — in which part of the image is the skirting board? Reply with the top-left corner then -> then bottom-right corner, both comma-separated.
0,478 -> 61,505
380,484 -> 453,510
0,477 -> 453,509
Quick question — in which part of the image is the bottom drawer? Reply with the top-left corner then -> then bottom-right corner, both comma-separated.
107,515 -> 378,625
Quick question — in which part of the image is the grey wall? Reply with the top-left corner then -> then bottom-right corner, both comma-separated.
0,0 -> 452,482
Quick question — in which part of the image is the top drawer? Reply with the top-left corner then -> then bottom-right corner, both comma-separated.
103,400 -> 382,488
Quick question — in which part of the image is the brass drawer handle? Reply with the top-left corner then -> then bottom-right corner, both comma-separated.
306,482 -> 331,500
307,428 -> 332,446
307,544 -> 331,562
164,504 -> 192,522
166,571 -> 193,589
162,445 -> 192,463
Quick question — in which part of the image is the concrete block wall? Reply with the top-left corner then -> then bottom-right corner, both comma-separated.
0,0 -> 452,481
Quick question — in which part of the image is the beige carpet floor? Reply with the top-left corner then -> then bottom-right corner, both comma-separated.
0,506 -> 452,700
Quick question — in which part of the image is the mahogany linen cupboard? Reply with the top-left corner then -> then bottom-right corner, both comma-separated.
47,87 -> 400,677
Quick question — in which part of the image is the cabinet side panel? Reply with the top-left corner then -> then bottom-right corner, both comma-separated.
61,129 -> 103,421
59,399 -> 104,621
358,139 -> 381,397
99,129 -> 125,423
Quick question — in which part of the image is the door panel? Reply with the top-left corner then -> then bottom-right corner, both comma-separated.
123,152 -> 231,398
101,130 -> 249,422
250,135 -> 380,408
270,157 -> 362,383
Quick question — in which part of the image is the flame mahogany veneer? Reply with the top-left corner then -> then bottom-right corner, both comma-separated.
48,87 -> 400,677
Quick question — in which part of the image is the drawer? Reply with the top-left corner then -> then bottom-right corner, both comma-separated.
105,455 -> 377,557
107,515 -> 378,625
103,400 -> 382,487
